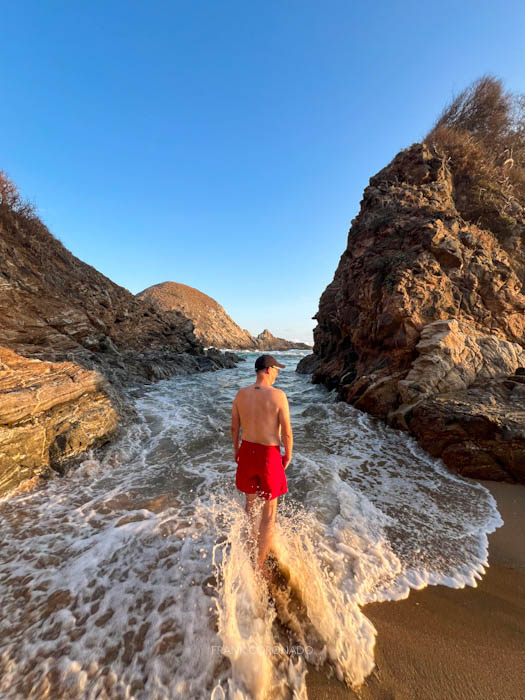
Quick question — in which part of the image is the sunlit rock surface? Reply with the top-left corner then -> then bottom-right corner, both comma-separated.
0,346 -> 118,495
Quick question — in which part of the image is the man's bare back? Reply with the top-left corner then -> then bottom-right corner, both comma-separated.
232,369 -> 292,468
233,384 -> 286,446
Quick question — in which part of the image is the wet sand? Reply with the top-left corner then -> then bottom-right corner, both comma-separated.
306,480 -> 525,700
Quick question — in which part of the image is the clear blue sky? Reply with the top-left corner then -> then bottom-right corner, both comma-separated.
2,1 -> 524,344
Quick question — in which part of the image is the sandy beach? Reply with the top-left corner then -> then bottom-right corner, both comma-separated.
306,480 -> 525,700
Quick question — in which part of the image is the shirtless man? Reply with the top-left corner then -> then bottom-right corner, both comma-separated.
231,354 -> 293,575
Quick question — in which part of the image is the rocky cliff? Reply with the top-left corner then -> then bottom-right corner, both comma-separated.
300,142 -> 525,483
0,186 -> 239,494
137,282 -> 311,350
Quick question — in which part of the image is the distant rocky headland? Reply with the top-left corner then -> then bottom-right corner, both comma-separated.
0,174 -> 240,495
137,281 -> 311,350
299,78 -> 525,484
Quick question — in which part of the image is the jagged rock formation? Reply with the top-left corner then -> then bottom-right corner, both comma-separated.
300,143 -> 525,483
137,282 -> 311,350
0,196 -> 239,495
254,328 -> 311,351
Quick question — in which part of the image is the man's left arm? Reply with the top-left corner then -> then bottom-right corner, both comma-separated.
278,391 -> 293,470
231,394 -> 241,462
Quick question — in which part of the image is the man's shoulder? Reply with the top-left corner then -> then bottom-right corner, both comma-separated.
272,387 -> 287,401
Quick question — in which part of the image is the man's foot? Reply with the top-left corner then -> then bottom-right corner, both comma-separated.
257,556 -> 277,583
260,564 -> 273,582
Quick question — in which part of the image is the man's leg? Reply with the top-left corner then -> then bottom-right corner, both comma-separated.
245,493 -> 259,543
257,497 -> 277,573
245,494 -> 278,574
245,492 -> 258,516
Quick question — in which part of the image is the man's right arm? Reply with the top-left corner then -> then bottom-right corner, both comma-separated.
231,393 -> 241,463
278,392 -> 293,469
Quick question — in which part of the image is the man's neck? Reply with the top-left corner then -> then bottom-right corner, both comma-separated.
254,377 -> 272,389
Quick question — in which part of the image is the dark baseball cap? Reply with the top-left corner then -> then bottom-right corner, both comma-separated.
255,354 -> 285,371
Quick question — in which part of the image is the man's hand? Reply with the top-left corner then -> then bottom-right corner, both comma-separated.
282,454 -> 291,470
234,444 -> 240,463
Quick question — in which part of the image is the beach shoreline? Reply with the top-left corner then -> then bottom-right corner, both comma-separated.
306,480 -> 525,700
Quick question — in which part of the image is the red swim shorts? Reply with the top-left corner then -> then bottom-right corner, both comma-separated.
235,440 -> 288,501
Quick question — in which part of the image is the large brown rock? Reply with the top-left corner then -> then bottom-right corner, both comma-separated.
303,142 -> 525,482
137,282 -> 257,349
0,346 -> 118,495
138,282 -> 311,350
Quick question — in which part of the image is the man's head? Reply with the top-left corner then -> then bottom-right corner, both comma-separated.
255,354 -> 285,383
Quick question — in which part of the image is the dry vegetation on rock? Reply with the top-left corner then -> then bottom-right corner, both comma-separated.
425,76 -> 525,247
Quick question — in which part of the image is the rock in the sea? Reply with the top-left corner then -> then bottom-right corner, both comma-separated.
296,353 -> 322,374
0,346 -> 118,494
254,328 -> 311,351
305,141 -> 525,483
137,282 -> 311,350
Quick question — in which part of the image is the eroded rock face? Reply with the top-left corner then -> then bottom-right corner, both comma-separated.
138,282 -> 311,350
396,319 -> 525,404
302,142 -> 525,482
0,347 -> 119,494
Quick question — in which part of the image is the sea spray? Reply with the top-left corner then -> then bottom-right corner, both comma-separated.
205,492 -> 375,697
209,496 -> 298,698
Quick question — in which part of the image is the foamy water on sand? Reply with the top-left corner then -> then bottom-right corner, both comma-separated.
0,351 -> 502,698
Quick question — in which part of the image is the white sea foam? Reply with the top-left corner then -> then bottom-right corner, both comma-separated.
0,350 -> 502,698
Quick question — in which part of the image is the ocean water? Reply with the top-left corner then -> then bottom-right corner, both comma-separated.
0,350 -> 502,698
